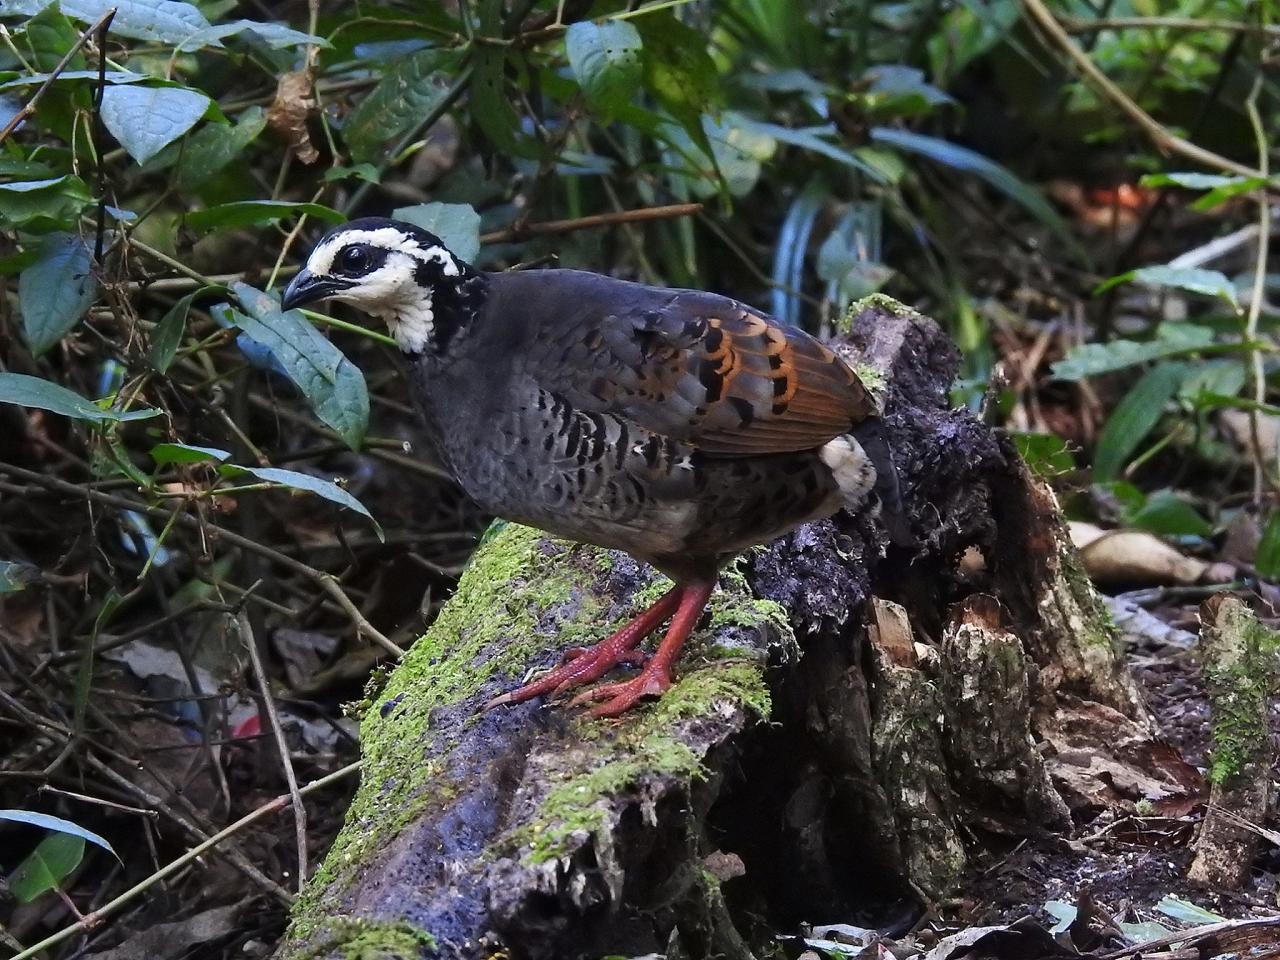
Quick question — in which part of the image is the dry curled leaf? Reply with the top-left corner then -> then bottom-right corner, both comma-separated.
1070,523 -> 1234,586
268,70 -> 319,164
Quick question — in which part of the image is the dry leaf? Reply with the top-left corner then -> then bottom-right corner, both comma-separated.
1069,523 -> 1234,586
268,70 -> 319,164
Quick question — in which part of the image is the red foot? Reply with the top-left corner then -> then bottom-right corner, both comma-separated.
483,585 -> 683,711
569,579 -> 715,718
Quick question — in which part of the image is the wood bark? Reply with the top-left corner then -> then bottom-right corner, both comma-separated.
273,297 -> 1195,960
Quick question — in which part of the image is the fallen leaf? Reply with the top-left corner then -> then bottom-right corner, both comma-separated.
1069,523 -> 1234,586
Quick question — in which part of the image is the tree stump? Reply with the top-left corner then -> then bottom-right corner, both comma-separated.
273,296 -> 1194,960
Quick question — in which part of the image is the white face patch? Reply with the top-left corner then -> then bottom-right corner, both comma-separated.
306,226 -> 464,353
308,227 -> 460,277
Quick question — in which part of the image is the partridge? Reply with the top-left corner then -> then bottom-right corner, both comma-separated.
282,218 -> 905,717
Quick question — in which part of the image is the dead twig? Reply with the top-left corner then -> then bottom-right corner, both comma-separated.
480,203 -> 704,244
4,761 -> 362,960
1061,15 -> 1280,38
0,462 -> 405,657
235,610 -> 308,893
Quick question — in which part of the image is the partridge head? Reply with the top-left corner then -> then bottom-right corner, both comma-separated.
283,218 -> 907,717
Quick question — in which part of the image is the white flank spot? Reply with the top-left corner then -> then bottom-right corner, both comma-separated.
820,436 -> 876,507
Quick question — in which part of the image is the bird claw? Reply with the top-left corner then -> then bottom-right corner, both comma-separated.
482,640 -> 649,711
568,666 -> 673,718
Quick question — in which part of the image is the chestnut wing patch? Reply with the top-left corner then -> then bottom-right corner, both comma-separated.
537,297 -> 876,456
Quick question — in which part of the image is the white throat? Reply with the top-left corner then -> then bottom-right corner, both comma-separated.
378,289 -> 435,354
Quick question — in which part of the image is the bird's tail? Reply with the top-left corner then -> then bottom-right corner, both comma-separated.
850,418 -> 914,548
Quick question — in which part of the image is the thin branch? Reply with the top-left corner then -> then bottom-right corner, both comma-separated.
5,762 -> 362,960
1019,0 -> 1263,180
480,202 -> 703,245
0,7 -> 117,147
92,10 -> 115,263
235,610 -> 308,893
1061,15 -> 1280,38
0,462 -> 405,657
1244,75 -> 1272,502
1101,917 -> 1280,960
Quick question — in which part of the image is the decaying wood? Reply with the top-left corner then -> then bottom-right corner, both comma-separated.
1188,594 -> 1278,888
273,297 -> 1197,960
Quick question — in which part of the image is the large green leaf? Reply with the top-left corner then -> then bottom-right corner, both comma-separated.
343,48 -> 464,164
221,465 -> 383,540
184,200 -> 344,233
1052,323 -> 1217,381
165,105 -> 267,190
749,122 -> 885,182
393,202 -> 480,263
0,372 -> 161,422
18,232 -> 98,356
22,3 -> 86,71
1095,265 -> 1239,310
566,20 -> 643,118
220,282 -> 369,450
869,127 -> 1082,259
635,11 -> 720,162
666,112 -> 777,198
0,810 -> 118,860
5,0 -> 216,48
0,175 -> 92,230
469,0 -> 537,158
8,832 -> 84,903
101,84 -> 211,164
1093,362 -> 1185,481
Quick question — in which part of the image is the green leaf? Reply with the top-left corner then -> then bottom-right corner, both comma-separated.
471,0 -> 533,159
1178,359 -> 1245,407
0,810 -> 119,860
150,442 -> 230,466
749,122 -> 886,182
1052,322 -> 1216,381
665,112 -> 777,198
22,3 -> 87,72
0,175 -> 92,229
221,465 -> 383,540
1127,491 -> 1213,537
566,20 -> 643,118
1155,895 -> 1227,926
869,127 -> 1083,260
101,84 -> 211,164
392,202 -> 480,263
221,282 -> 369,450
342,48 -> 464,164
635,11 -> 720,162
9,832 -> 84,903
1095,265 -> 1240,309
1256,513 -> 1280,580
5,0 -> 216,49
1094,362 -> 1185,481
19,232 -> 98,356
1139,172 -> 1270,211
0,560 -> 40,594
197,19 -> 330,49
1011,432 -> 1075,478
149,291 -> 195,373
169,105 -> 267,190
0,372 -> 161,422
184,200 -> 344,233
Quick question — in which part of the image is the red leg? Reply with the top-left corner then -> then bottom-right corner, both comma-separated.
483,584 -> 685,710
569,579 -> 716,718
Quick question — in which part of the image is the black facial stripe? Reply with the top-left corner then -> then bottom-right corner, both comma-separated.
333,244 -> 387,278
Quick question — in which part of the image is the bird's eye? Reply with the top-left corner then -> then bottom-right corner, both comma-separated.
337,245 -> 371,274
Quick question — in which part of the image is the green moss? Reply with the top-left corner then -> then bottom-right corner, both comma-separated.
285,918 -> 434,960
1205,610 -> 1280,784
294,523 -> 787,926
845,292 -> 920,321
510,660 -> 772,864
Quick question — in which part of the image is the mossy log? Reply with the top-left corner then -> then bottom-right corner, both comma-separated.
274,298 -> 1183,960
1188,594 -> 1278,888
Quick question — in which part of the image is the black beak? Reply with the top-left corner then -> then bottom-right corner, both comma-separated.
280,269 -> 353,311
